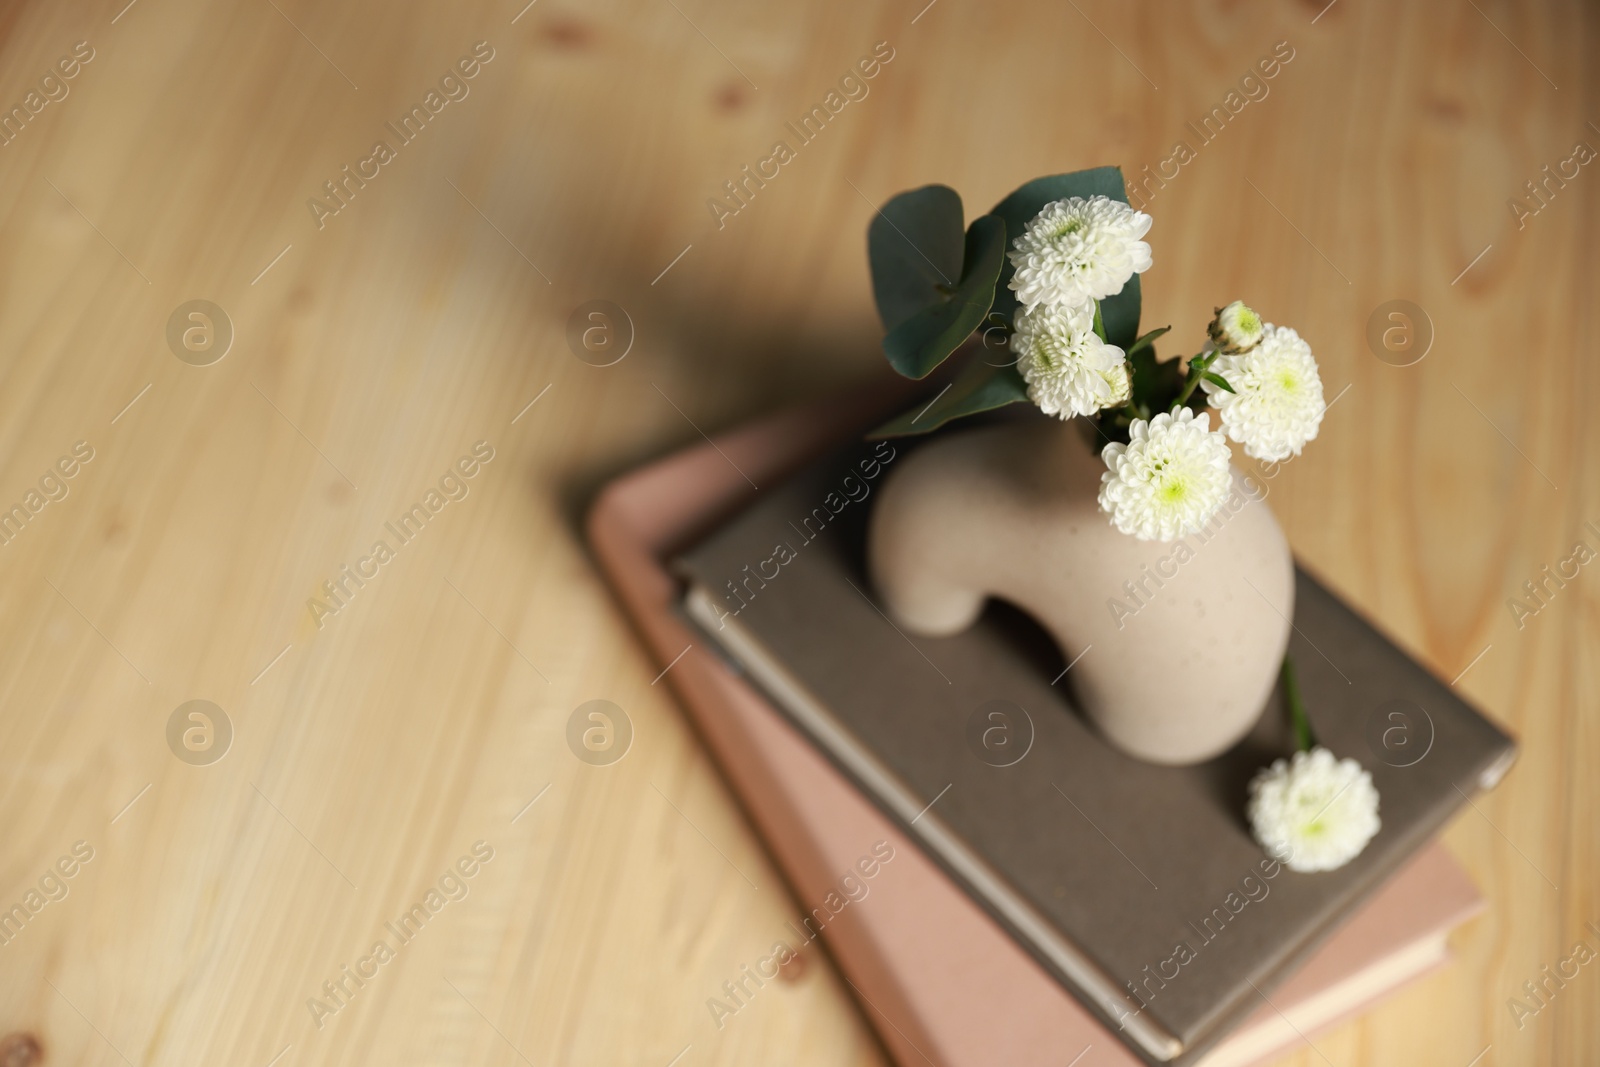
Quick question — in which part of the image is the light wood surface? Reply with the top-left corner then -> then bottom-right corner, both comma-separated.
0,1 -> 1594,1065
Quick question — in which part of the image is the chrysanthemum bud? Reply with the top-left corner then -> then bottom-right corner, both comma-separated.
1208,300 -> 1264,354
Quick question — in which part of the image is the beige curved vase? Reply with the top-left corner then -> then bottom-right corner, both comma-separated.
867,418 -> 1293,765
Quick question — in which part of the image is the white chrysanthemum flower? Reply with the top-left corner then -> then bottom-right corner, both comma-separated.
1208,300 -> 1264,354
1203,323 -> 1326,463
1010,302 -> 1130,419
1097,409 -> 1232,541
1248,747 -> 1381,873
1007,196 -> 1153,311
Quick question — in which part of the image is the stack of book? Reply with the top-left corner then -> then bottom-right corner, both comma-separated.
588,393 -> 1514,1065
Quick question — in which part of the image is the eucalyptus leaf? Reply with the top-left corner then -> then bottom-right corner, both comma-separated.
1099,274 -> 1141,352
987,167 -> 1142,350
880,215 -> 1007,379
868,184 -> 965,332
868,359 -> 1028,438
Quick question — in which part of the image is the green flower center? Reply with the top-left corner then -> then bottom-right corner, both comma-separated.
1159,479 -> 1190,503
1031,331 -> 1071,372
1152,461 -> 1194,503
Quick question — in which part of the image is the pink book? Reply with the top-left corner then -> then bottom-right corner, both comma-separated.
587,395 -> 1484,1066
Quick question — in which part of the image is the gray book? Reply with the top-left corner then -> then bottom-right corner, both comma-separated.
674,440 -> 1516,1065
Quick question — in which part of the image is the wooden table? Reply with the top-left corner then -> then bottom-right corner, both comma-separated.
0,1 -> 1592,1064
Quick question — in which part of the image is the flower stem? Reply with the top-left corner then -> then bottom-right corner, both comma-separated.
1282,655 -> 1316,753
1171,378 -> 1199,411
1171,353 -> 1209,411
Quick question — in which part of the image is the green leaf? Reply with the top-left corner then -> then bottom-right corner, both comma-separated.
1202,371 -> 1236,393
869,185 -> 965,332
1126,326 -> 1170,357
987,167 -> 1142,350
880,215 -> 1007,379
868,359 -> 1028,438
1100,274 -> 1141,352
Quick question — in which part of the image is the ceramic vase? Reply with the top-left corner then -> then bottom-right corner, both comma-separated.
867,418 -> 1293,765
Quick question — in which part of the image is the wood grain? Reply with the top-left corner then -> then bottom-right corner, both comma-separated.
0,0 -> 1592,1064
